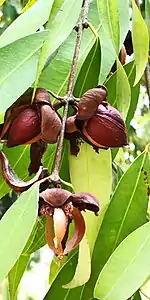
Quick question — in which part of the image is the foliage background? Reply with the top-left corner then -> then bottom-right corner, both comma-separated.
0,0 -> 150,299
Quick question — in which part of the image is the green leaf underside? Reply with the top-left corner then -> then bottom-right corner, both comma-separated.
0,184 -> 39,281
132,0 -> 149,86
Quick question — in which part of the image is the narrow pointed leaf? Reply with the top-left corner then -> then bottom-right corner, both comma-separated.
132,0 -> 149,86
39,0 -> 101,94
8,254 -> 30,300
33,0 -> 82,91
118,0 -> 130,47
94,221 -> 150,300
145,0 -> 150,36
106,60 -> 137,123
0,0 -> 54,48
68,143 -> 112,287
22,0 -> 38,13
44,253 -> 78,299
0,0 -> 6,6
74,38 -> 101,97
0,31 -> 47,113
82,150 -> 150,300
0,184 -> 39,281
63,236 -> 90,289
97,0 -> 120,53
116,58 -> 131,119
98,27 -> 116,84
98,0 -> 130,84
8,216 -> 46,299
70,144 -> 112,252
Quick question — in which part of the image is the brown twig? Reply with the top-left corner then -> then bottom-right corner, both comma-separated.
50,0 -> 90,186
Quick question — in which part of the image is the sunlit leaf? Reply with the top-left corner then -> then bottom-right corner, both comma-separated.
22,0 -> 38,13
132,0 -> 149,86
74,37 -> 101,97
68,143 -> 112,287
97,0 -> 120,52
116,58 -> 131,119
38,0 -> 101,95
81,150 -> 150,299
0,184 -> 39,281
94,220 -> 150,300
33,0 -> 82,93
0,0 -> 53,48
0,31 -> 47,113
98,27 -> 116,84
145,0 -> 150,37
118,0 -> 130,47
63,236 -> 91,288
0,0 -> 6,6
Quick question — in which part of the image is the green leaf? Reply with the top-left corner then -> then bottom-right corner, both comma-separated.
44,253 -> 78,300
132,0 -> 149,86
24,216 -> 46,254
0,145 -> 30,199
63,236 -> 91,288
98,27 -> 116,84
116,58 -> 131,119
97,0 -> 120,52
0,0 -> 54,48
74,38 -> 101,97
133,291 -> 142,300
8,216 -> 46,298
8,254 -> 30,300
81,150 -> 150,300
106,60 -> 137,122
38,0 -> 101,95
98,0 -> 130,84
145,0 -> 150,37
68,144 -> 112,287
0,31 -> 47,113
125,65 -> 140,129
94,220 -> 150,300
33,0 -> 82,92
118,0 -> 130,46
0,184 -> 39,281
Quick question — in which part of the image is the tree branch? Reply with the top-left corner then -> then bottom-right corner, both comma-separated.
50,0 -> 90,185
145,63 -> 150,106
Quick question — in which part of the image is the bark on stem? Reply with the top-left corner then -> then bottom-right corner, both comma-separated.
50,0 -> 90,185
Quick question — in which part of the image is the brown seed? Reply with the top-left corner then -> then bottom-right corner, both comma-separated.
77,86 -> 107,120
41,105 -> 61,143
7,107 -> 41,147
83,103 -> 128,148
